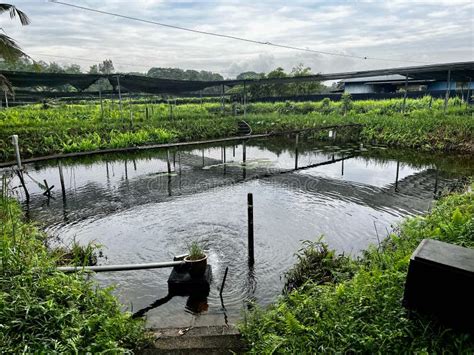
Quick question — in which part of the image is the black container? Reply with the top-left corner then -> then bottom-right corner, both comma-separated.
403,239 -> 474,333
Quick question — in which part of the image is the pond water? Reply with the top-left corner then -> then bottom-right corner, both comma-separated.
4,136 -> 474,328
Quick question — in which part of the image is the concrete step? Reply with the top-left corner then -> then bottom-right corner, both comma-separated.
142,325 -> 247,354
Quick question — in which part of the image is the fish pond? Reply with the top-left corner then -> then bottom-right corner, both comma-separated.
5,136 -> 474,328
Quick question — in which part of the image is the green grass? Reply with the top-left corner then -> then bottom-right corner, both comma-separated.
0,179 -> 150,352
0,97 -> 472,161
240,185 -> 474,353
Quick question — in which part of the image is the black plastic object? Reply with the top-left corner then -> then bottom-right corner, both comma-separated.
168,264 -> 212,296
403,239 -> 474,333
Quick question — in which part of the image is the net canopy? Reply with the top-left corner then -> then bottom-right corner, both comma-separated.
1,61 -> 473,98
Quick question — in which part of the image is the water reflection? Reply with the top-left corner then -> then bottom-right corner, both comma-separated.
1,137 -> 473,328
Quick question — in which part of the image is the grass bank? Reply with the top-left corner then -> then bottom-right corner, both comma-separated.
0,180 -> 150,352
0,97 -> 473,161
240,185 -> 474,353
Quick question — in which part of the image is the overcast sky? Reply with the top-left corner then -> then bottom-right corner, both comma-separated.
2,0 -> 473,78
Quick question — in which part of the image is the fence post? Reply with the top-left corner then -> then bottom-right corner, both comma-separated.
11,135 -> 22,170
444,69 -> 451,113
167,149 -> 172,174
294,134 -> 299,170
58,160 -> 66,200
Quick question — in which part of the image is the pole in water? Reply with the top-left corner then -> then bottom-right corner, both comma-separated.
242,140 -> 247,163
294,134 -> 299,170
167,149 -> 172,174
58,160 -> 66,200
341,154 -> 345,176
11,135 -> 22,170
16,170 -> 29,201
202,149 -> 205,167
219,266 -> 229,297
43,179 -> 54,198
247,193 -> 255,265
395,160 -> 400,192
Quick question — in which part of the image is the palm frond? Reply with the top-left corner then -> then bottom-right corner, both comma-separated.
0,33 -> 28,62
0,4 -> 30,25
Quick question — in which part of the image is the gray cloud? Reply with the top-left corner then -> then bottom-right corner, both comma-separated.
1,0 -> 473,77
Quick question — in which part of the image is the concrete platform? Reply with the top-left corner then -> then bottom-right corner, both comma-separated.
142,325 -> 247,354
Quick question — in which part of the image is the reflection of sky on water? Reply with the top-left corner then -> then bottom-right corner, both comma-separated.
3,137 -> 473,328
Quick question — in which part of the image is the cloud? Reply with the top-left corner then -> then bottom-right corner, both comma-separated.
2,0 -> 473,77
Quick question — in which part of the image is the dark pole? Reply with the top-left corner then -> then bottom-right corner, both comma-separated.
402,74 -> 408,114
466,78 -> 472,106
166,149 -> 172,174
294,134 -> 299,170
116,76 -> 123,122
242,140 -> 247,163
395,161 -> 400,192
341,154 -> 344,176
243,81 -> 247,118
247,193 -> 254,265
444,69 -> 451,113
58,160 -> 66,200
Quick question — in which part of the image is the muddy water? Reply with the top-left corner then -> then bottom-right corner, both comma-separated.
4,137 -> 474,328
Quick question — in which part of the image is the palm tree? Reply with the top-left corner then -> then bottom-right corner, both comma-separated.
0,4 -> 30,97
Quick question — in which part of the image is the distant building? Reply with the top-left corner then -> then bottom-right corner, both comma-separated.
342,74 -> 474,95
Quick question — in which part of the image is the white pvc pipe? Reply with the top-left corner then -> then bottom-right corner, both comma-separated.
57,261 -> 184,273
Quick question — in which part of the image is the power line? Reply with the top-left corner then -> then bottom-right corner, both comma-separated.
49,0 -> 430,65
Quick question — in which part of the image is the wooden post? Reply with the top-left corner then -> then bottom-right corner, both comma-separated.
58,160 -> 66,200
99,88 -> 104,120
223,146 -> 226,164
4,91 -> 9,108
169,100 -> 173,119
16,170 -> 29,201
178,150 -> 182,175
116,76 -> 123,121
341,155 -> 345,176
233,145 -> 236,157
106,160 -> 110,180
294,134 -> 299,170
145,106 -> 149,120
402,74 -> 409,114
242,140 -> 247,163
202,149 -> 205,167
466,78 -> 472,106
43,179 -> 54,198
124,159 -> 128,180
219,266 -> 229,297
444,69 -> 451,113
11,135 -> 22,170
167,149 -> 172,174
243,81 -> 247,118
247,193 -> 254,265
395,161 -> 400,192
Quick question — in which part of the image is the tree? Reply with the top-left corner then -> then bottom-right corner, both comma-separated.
0,4 -> 30,62
99,59 -> 114,74
88,64 -> 99,74
0,4 -> 30,95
